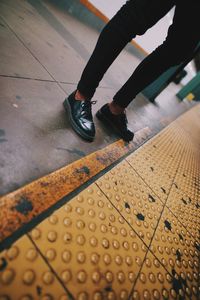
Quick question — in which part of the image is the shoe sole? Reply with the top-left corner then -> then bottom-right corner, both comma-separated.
96,109 -> 134,142
63,98 -> 94,142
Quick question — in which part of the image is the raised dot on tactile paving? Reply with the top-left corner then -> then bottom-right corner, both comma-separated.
109,214 -> 115,222
105,271 -> 113,283
23,270 -> 35,285
47,231 -> 57,242
146,232 -> 152,240
91,253 -> 100,264
192,286 -> 198,295
76,207 -> 85,215
61,270 -> 72,283
135,256 -> 142,267
92,271 -> 101,283
107,291 -> 116,300
157,273 -> 164,283
62,250 -> 71,263
88,222 -> 96,232
128,272 -> 135,282
45,249 -> 56,261
63,217 -> 72,227
63,232 -> 72,243
77,292 -> 89,300
115,195 -> 120,202
120,228 -> 127,237
100,224 -> 107,233
1,269 -> 15,284
43,271 -> 54,285
110,226 -> 118,235
123,241 -> 130,250
132,291 -> 139,300
145,258 -> 151,268
117,271 -> 125,283
77,251 -> 86,263
88,209 -> 95,218
170,289 -> 177,298
143,290 -> 151,300
120,290 -> 128,300
64,204 -> 72,213
87,188 -> 93,194
102,238 -> 109,249
149,273 -> 156,283
31,228 -> 41,240
98,200 -> 104,208
26,248 -> 38,261
113,240 -> 120,249
87,197 -> 94,205
49,215 -> 58,225
153,290 -> 160,300
139,273 -> 146,283
93,292 -> 103,300
103,253 -> 111,265
77,195 -> 84,203
76,220 -> 85,229
115,255 -> 123,265
6,246 -> 19,260
153,259 -> 160,268
77,270 -> 87,283
90,236 -> 98,247
132,242 -> 139,251
98,211 -> 106,220
125,256 -> 133,266
166,273 -> 171,283
106,192 -> 112,199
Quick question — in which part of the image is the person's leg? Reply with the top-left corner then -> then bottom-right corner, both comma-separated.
64,0 -> 175,141
111,0 -> 200,109
77,0 -> 175,100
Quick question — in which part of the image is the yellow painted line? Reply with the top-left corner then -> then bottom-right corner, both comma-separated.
0,127 -> 151,243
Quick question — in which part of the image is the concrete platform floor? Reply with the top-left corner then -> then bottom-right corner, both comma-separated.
0,0 -> 196,197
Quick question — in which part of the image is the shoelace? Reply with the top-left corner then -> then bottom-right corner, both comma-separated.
81,100 -> 97,118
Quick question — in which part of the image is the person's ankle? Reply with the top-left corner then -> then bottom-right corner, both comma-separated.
75,90 -> 86,101
108,102 -> 125,115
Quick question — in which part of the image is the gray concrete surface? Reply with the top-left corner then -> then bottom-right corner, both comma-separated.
0,0 -> 195,195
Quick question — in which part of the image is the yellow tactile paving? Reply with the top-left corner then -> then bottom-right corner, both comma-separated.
150,207 -> 200,298
126,126 -> 188,202
175,151 -> 200,194
166,185 -> 200,242
0,235 -> 71,300
96,160 -> 164,246
1,105 -> 200,299
131,252 -> 186,300
28,183 -> 148,299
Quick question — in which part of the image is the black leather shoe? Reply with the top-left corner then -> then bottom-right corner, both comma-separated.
96,104 -> 134,142
63,91 -> 95,142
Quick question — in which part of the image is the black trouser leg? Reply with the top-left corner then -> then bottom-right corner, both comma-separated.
77,0 -> 175,99
113,0 -> 200,107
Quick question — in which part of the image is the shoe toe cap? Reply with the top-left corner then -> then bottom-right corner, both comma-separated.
124,130 -> 134,142
80,119 -> 95,137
